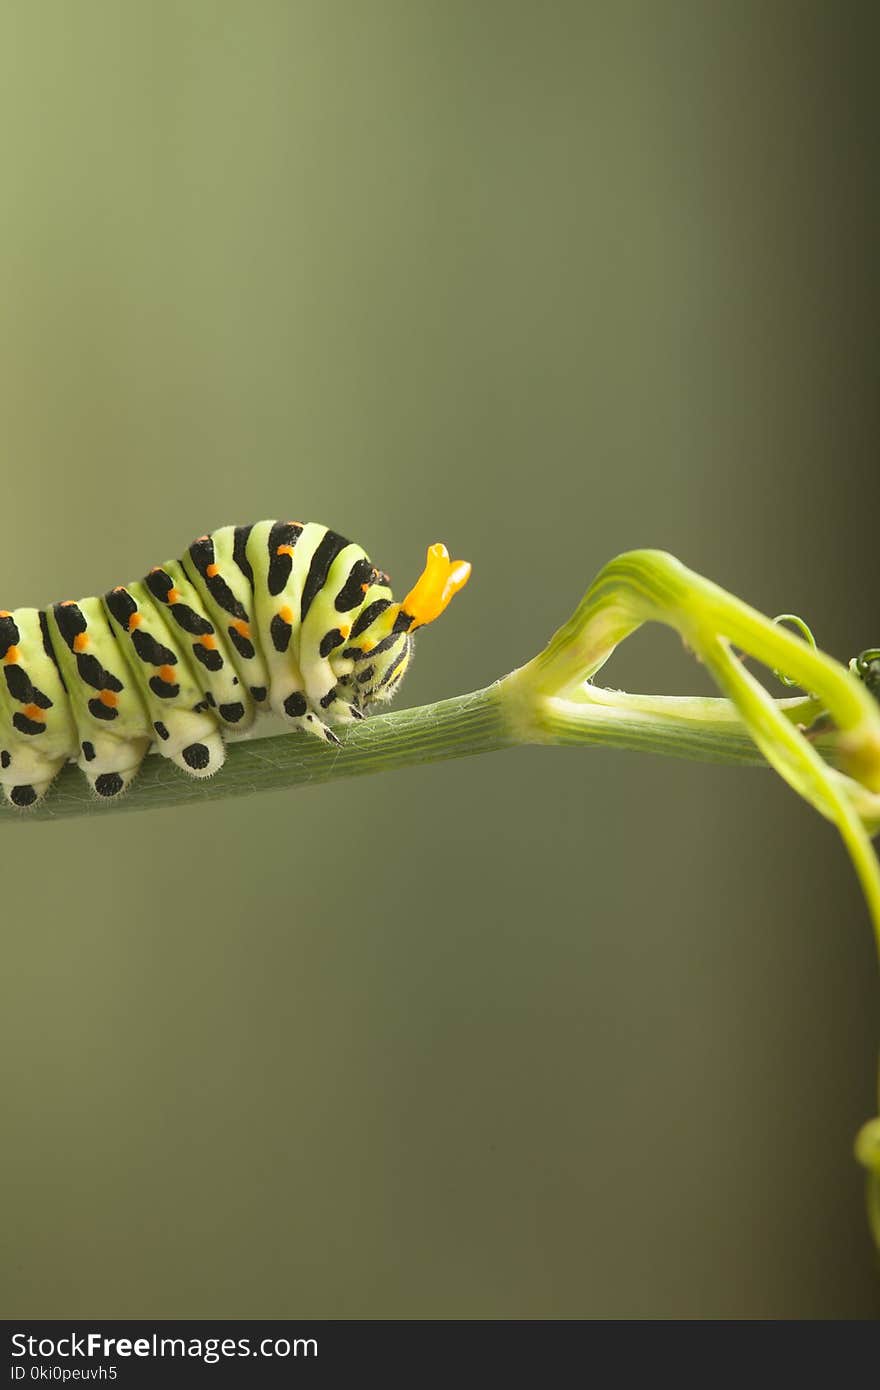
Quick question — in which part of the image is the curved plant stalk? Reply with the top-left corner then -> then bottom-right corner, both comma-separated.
5,548 -> 880,1244
504,548 -> 880,1244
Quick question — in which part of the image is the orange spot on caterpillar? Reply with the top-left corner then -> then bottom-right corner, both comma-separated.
158,665 -> 176,683
200,635 -> 216,650
231,619 -> 250,637
22,704 -> 44,721
98,690 -> 118,708
361,638 -> 375,653
59,600 -> 77,606
276,544 -> 294,556
73,633 -> 89,653
279,606 -> 293,624
339,625 -> 351,639
0,610 -> 10,617
128,614 -> 142,630
167,588 -> 181,604
4,645 -> 19,663
206,563 -> 219,578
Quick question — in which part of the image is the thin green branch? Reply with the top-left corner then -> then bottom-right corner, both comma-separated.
703,636 -> 880,950
516,549 -> 880,792
1,688 -> 512,821
0,683 -> 842,822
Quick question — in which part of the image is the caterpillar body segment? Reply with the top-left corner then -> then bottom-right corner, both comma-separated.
180,524 -> 273,709
0,523 -> 471,808
105,580 -> 228,782
0,608 -> 75,806
46,595 -> 152,799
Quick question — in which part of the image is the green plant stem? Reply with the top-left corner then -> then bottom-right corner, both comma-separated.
0,683 -> 865,824
534,687 -> 818,760
1,688 -> 512,821
517,549 -> 880,792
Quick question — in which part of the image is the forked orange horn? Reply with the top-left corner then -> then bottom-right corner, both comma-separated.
401,543 -> 471,630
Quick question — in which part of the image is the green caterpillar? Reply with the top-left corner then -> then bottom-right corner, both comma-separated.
0,521 -> 471,808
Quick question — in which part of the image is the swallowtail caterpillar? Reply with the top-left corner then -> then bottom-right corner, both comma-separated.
0,522 -> 471,808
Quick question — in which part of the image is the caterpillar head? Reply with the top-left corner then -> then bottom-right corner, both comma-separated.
346,543 -> 471,709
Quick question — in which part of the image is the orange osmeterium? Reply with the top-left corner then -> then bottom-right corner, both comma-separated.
401,543 -> 471,631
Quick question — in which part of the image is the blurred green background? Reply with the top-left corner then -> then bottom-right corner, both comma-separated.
1,1 -> 878,1319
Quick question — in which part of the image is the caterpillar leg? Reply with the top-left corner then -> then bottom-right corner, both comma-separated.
317,688 -> 365,725
77,733 -> 151,801
303,710 -> 341,745
271,687 -> 341,746
0,751 -> 68,808
2,780 -> 52,808
151,708 -> 227,778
